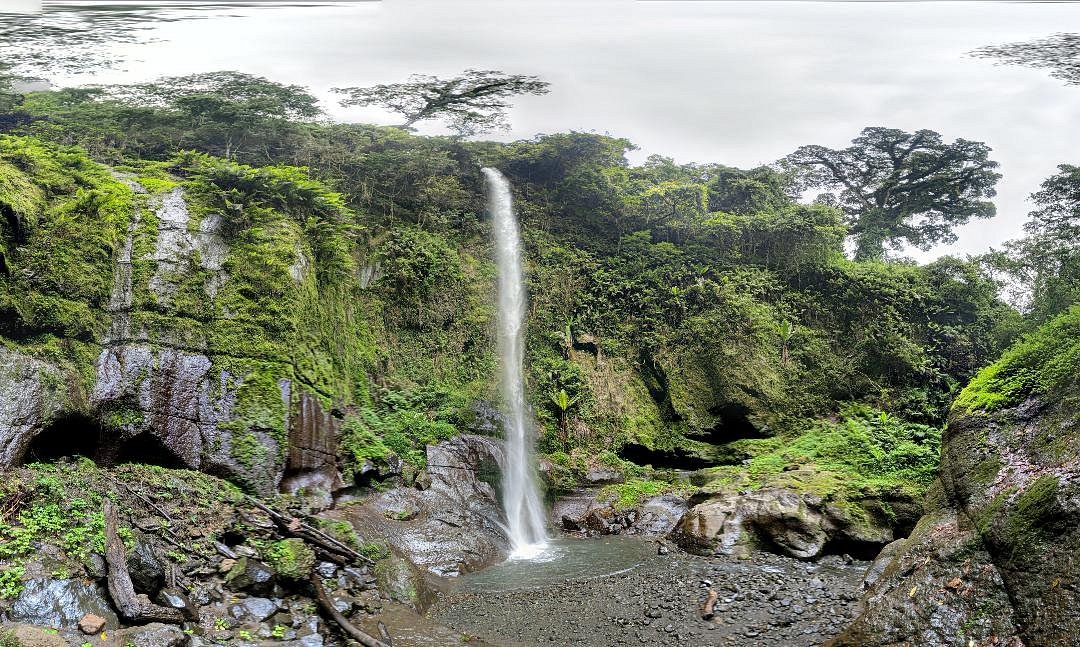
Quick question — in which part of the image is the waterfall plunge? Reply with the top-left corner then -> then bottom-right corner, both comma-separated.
484,167 -> 550,560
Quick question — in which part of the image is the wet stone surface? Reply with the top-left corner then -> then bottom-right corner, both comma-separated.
430,540 -> 868,647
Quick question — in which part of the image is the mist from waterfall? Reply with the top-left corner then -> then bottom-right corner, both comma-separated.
483,167 -> 550,560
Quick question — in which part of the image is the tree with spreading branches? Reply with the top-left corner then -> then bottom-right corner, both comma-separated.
971,33 -> 1080,87
333,69 -> 549,136
782,127 -> 1001,261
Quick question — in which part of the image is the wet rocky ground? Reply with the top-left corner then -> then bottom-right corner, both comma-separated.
429,539 -> 868,647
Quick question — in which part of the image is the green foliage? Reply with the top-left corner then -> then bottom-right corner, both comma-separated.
334,69 -> 550,136
264,538 -> 316,580
783,127 -> 1000,261
0,77 -> 1026,493
598,479 -> 674,510
0,565 -> 25,601
703,407 -> 942,500
0,135 -> 133,341
340,386 -> 464,475
953,305 -> 1080,413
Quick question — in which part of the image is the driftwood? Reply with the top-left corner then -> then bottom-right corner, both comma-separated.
249,498 -> 373,565
309,571 -> 391,647
378,621 -> 393,646
701,588 -> 718,620
103,499 -> 184,624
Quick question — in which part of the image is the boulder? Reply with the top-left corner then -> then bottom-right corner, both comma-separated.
2,624 -> 69,647
111,622 -> 189,647
553,490 -> 688,536
828,501 -> 1022,646
674,488 -> 830,559
9,578 -> 119,630
127,540 -> 166,595
672,487 -> 899,560
224,557 -> 276,595
78,613 -> 107,634
833,315 -> 1080,646
337,435 -> 509,577
229,596 -> 278,622
0,348 -> 66,467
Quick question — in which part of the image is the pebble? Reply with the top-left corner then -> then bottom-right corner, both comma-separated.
430,541 -> 870,647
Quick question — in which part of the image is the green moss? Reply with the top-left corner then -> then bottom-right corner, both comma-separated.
598,478 -> 674,510
228,429 -> 266,471
1004,475 -> 1059,545
700,407 -> 941,503
954,306 -> 1080,414
264,538 -> 315,580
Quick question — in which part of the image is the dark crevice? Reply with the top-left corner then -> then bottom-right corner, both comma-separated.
618,442 -> 716,470
23,413 -> 103,463
0,202 -> 26,246
821,535 -> 889,561
113,432 -> 186,469
0,112 -> 33,134
698,403 -> 766,443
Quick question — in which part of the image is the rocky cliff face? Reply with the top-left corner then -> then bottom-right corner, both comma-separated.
0,140 -> 366,495
832,308 -> 1080,647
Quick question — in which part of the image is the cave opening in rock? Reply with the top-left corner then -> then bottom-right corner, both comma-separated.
113,432 -> 186,469
23,413 -> 102,463
617,443 -> 716,471
821,535 -> 888,561
701,404 -> 766,443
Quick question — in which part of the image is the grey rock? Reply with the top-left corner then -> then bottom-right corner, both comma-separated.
112,622 -> 189,647
343,435 -> 509,577
230,596 -> 278,622
0,348 -> 67,467
9,578 -> 119,629
127,540 -> 166,595
2,624 -> 69,647
224,557 -> 276,595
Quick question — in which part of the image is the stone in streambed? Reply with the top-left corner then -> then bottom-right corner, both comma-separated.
225,557 -> 276,595
9,578 -> 119,630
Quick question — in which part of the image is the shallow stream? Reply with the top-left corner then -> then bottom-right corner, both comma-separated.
455,536 -> 655,593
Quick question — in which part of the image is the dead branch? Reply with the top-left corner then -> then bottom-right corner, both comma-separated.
103,499 -> 184,624
309,571 -> 391,647
701,588 -> 718,620
249,498 -> 373,565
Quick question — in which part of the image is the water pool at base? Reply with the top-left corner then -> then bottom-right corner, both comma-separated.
455,536 -> 656,593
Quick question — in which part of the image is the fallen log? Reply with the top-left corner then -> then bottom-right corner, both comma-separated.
701,588 -> 718,620
309,571 -> 391,647
103,499 -> 184,624
249,498 -> 373,565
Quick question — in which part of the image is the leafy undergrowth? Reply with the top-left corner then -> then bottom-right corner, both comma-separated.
953,305 -> 1080,414
598,478 -> 685,511
697,406 -> 941,502
339,385 -> 467,478
541,448 -> 651,494
0,458 -> 245,600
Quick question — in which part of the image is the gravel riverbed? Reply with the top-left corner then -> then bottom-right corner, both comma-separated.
428,542 -> 868,647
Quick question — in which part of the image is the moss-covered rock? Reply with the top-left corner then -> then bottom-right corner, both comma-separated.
0,139 -> 373,494
835,308 -> 1080,646
264,538 -> 315,581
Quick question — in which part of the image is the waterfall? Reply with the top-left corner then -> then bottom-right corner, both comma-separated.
483,167 -> 550,560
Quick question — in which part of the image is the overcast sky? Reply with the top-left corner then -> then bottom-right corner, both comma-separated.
38,0 -> 1080,259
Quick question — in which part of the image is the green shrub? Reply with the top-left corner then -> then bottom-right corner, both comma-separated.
953,305 -> 1080,413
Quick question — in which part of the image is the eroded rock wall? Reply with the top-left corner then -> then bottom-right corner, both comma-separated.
0,149 -> 357,496
833,309 -> 1080,647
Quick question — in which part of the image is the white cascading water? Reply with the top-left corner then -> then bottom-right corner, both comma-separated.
483,167 -> 550,560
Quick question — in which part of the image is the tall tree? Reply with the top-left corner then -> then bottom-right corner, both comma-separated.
333,69 -> 549,136
990,164 -> 1080,322
109,71 -> 322,158
972,33 -> 1080,87
782,127 -> 1001,261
